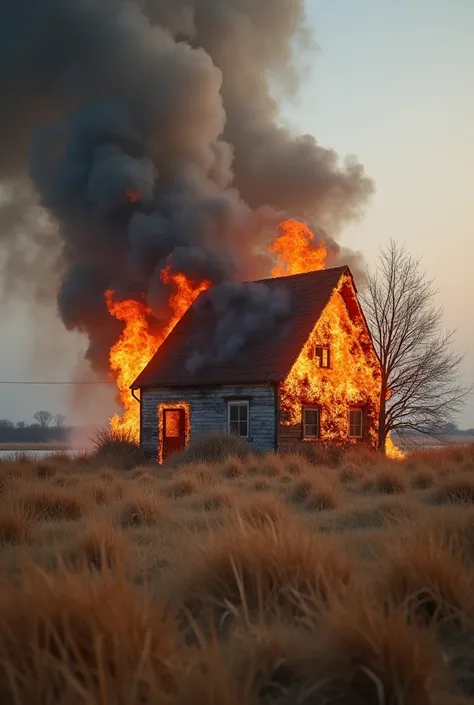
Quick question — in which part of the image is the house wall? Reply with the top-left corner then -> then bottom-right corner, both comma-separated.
141,383 -> 277,461
278,273 -> 382,450
279,406 -> 374,451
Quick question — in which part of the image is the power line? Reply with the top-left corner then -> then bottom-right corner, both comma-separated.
0,381 -> 113,386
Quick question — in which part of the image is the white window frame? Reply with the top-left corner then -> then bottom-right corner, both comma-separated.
314,345 -> 330,369
348,408 -> 363,439
227,401 -> 250,439
303,406 -> 320,439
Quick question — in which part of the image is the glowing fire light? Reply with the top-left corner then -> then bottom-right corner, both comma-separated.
270,218 -> 382,450
278,272 -> 381,447
106,267 -> 210,438
106,215 -> 391,454
269,219 -> 327,276
125,189 -> 140,203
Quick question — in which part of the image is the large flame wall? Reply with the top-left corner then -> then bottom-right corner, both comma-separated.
280,273 -> 381,448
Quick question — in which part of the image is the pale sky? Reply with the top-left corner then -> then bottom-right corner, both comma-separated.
0,0 -> 473,428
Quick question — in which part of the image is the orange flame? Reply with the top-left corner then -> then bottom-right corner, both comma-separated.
106,267 -> 210,438
269,219 -> 381,450
269,219 -> 327,277
106,216 -> 383,452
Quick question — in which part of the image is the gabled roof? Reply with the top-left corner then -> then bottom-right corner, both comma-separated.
132,266 -> 351,389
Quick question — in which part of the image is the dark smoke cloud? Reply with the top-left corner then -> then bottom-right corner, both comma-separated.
186,282 -> 291,374
0,0 -> 374,375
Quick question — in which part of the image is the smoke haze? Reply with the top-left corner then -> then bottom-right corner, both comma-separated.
186,281 -> 291,374
0,0 -> 374,377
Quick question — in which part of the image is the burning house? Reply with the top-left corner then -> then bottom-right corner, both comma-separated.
131,265 -> 382,462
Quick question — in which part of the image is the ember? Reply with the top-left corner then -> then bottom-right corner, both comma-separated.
125,189 -> 140,203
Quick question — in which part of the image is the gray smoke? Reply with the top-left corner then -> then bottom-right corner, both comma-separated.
186,282 -> 291,374
0,0 -> 374,373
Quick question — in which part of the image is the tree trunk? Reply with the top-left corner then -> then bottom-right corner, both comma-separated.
377,381 -> 387,453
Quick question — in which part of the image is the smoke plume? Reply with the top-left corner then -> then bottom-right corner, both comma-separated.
186,281 -> 291,374
0,0 -> 374,374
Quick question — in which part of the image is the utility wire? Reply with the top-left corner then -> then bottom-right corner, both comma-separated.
0,381 -> 113,385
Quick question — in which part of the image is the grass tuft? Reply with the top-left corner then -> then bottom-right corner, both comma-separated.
92,427 -> 150,470
0,502 -> 34,545
71,518 -> 130,570
20,487 -> 86,521
120,490 -> 166,527
429,475 -> 474,506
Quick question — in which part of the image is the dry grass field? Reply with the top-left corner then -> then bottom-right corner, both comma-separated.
1,436 -> 474,704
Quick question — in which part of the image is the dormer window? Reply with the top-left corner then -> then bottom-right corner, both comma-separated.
314,345 -> 330,368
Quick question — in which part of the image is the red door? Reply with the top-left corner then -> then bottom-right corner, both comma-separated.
162,408 -> 186,460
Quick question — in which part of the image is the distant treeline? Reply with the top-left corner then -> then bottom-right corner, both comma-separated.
0,411 -> 69,443
397,423 -> 474,437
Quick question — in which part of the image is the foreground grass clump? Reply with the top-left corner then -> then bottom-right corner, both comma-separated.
92,427 -> 150,470
309,599 -> 453,704
0,567 -> 181,704
170,517 -> 355,628
379,530 -> 474,624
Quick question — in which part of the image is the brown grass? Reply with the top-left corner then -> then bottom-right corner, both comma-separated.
18,486 -> 87,521
289,476 -> 341,511
69,518 -> 130,570
232,494 -> 289,528
429,475 -> 474,506
379,530 -> 474,625
119,489 -> 166,527
0,444 -> 472,701
171,517 -> 355,627
167,474 -> 200,498
309,599 -> 454,704
0,566 -> 180,704
362,466 -> 409,495
0,502 -> 34,545
411,468 -> 435,489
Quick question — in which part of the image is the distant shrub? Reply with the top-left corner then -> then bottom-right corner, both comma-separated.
171,432 -> 252,466
92,428 -> 150,470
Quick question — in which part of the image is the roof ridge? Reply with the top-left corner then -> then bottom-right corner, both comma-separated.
247,265 -> 348,285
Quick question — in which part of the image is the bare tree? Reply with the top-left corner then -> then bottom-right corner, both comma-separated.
33,410 -> 53,429
53,414 -> 66,428
361,240 -> 471,452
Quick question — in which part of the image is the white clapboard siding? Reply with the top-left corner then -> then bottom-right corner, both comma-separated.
141,384 -> 277,459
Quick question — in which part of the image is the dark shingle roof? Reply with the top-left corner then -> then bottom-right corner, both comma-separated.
132,266 -> 350,388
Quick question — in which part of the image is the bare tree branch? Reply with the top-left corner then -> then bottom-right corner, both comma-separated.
360,240 -> 472,452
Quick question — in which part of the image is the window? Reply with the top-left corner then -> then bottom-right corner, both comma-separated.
349,409 -> 363,438
314,345 -> 330,368
303,407 -> 320,439
228,401 -> 249,438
